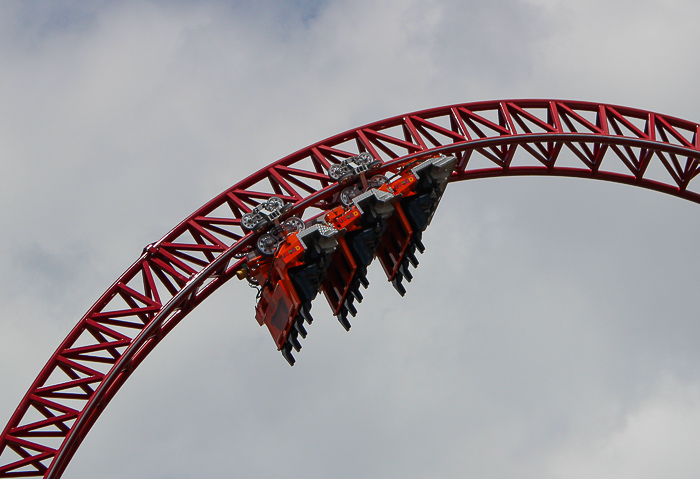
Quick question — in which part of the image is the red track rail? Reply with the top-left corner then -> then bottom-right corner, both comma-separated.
2,99 -> 700,478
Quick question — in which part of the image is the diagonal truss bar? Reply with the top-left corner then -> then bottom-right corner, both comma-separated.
2,99 -> 700,479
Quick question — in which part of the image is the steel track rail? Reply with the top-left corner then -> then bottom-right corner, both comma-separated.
2,99 -> 700,478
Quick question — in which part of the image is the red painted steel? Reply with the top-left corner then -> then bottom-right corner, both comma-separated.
2,99 -> 700,478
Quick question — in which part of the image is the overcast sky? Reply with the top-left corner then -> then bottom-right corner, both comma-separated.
2,1 -> 700,478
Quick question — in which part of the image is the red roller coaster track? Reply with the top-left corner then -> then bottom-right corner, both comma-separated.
2,99 -> 700,478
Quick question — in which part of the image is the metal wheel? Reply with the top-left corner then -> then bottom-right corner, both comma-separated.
356,152 -> 371,164
328,163 -> 344,181
257,233 -> 278,256
340,185 -> 360,206
241,213 -> 260,231
265,196 -> 284,211
283,217 -> 305,233
368,175 -> 388,188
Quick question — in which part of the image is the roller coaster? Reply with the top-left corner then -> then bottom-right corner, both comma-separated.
3,99 -> 700,478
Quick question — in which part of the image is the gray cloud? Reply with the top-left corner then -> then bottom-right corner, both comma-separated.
2,1 -> 700,478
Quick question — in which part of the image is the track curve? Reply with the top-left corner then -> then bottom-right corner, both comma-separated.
2,99 -> 700,478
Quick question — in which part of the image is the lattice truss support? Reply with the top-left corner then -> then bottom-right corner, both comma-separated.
2,99 -> 700,478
